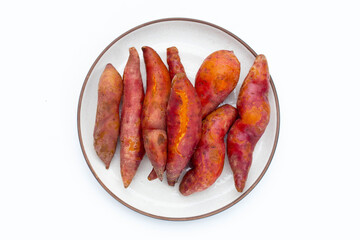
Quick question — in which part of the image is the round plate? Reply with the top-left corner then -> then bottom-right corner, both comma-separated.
77,18 -> 280,221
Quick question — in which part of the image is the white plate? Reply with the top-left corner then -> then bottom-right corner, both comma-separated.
77,18 -> 280,220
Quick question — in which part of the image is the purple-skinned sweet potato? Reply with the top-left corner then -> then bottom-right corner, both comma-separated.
166,73 -> 202,186
195,50 -> 240,119
227,54 -> 270,192
179,104 -> 237,196
120,47 -> 145,188
141,46 -> 171,181
93,64 -> 123,169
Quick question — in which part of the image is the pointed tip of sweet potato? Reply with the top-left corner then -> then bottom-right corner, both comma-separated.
167,180 -> 175,186
234,174 -> 246,192
155,169 -> 164,181
123,181 -> 130,188
147,168 -> 158,181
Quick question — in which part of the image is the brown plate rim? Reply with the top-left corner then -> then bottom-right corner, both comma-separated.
77,17 -> 280,221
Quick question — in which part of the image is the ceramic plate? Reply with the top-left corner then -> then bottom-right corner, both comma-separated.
77,18 -> 280,221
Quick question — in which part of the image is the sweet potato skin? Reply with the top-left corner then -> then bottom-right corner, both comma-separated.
141,46 -> 171,181
147,168 -> 157,181
179,104 -> 238,196
93,64 -> 123,169
166,73 -> 202,186
143,129 -> 167,179
167,47 -> 185,80
195,50 -> 240,118
120,48 -> 145,188
227,54 -> 270,192
147,47 -> 189,181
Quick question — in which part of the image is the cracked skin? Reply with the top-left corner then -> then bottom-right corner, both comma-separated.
166,73 -> 202,186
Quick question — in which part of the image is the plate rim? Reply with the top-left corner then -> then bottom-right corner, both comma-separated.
77,17 -> 280,221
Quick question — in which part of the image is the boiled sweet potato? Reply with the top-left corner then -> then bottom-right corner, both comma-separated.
179,104 -> 237,196
141,46 -> 171,181
93,63 -> 123,169
227,54 -> 270,192
120,47 -> 145,188
166,73 -> 202,186
195,50 -> 240,118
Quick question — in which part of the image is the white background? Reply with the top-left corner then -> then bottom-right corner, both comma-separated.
1,0 -> 359,239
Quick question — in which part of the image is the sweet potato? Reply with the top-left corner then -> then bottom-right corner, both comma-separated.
147,168 -> 157,181
147,46 -> 192,182
179,104 -> 238,196
147,46 -> 187,181
141,46 -> 171,181
195,50 -> 240,118
93,64 -> 123,169
167,46 -> 185,80
120,48 -> 145,188
166,73 -> 202,186
227,54 -> 270,192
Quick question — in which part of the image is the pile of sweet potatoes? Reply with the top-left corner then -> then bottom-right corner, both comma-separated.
93,45 -> 270,195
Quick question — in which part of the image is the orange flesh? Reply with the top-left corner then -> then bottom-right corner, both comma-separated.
127,138 -> 139,152
152,76 -> 157,96
173,89 -> 189,157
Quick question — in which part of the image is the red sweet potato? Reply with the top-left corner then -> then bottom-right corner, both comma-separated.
147,46 -> 186,181
195,50 -> 240,119
147,168 -> 157,181
179,104 -> 237,196
166,73 -> 202,186
120,47 -> 145,188
93,64 -> 123,169
167,46 -> 185,80
227,54 -> 270,192
148,46 -> 192,182
141,46 -> 171,181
